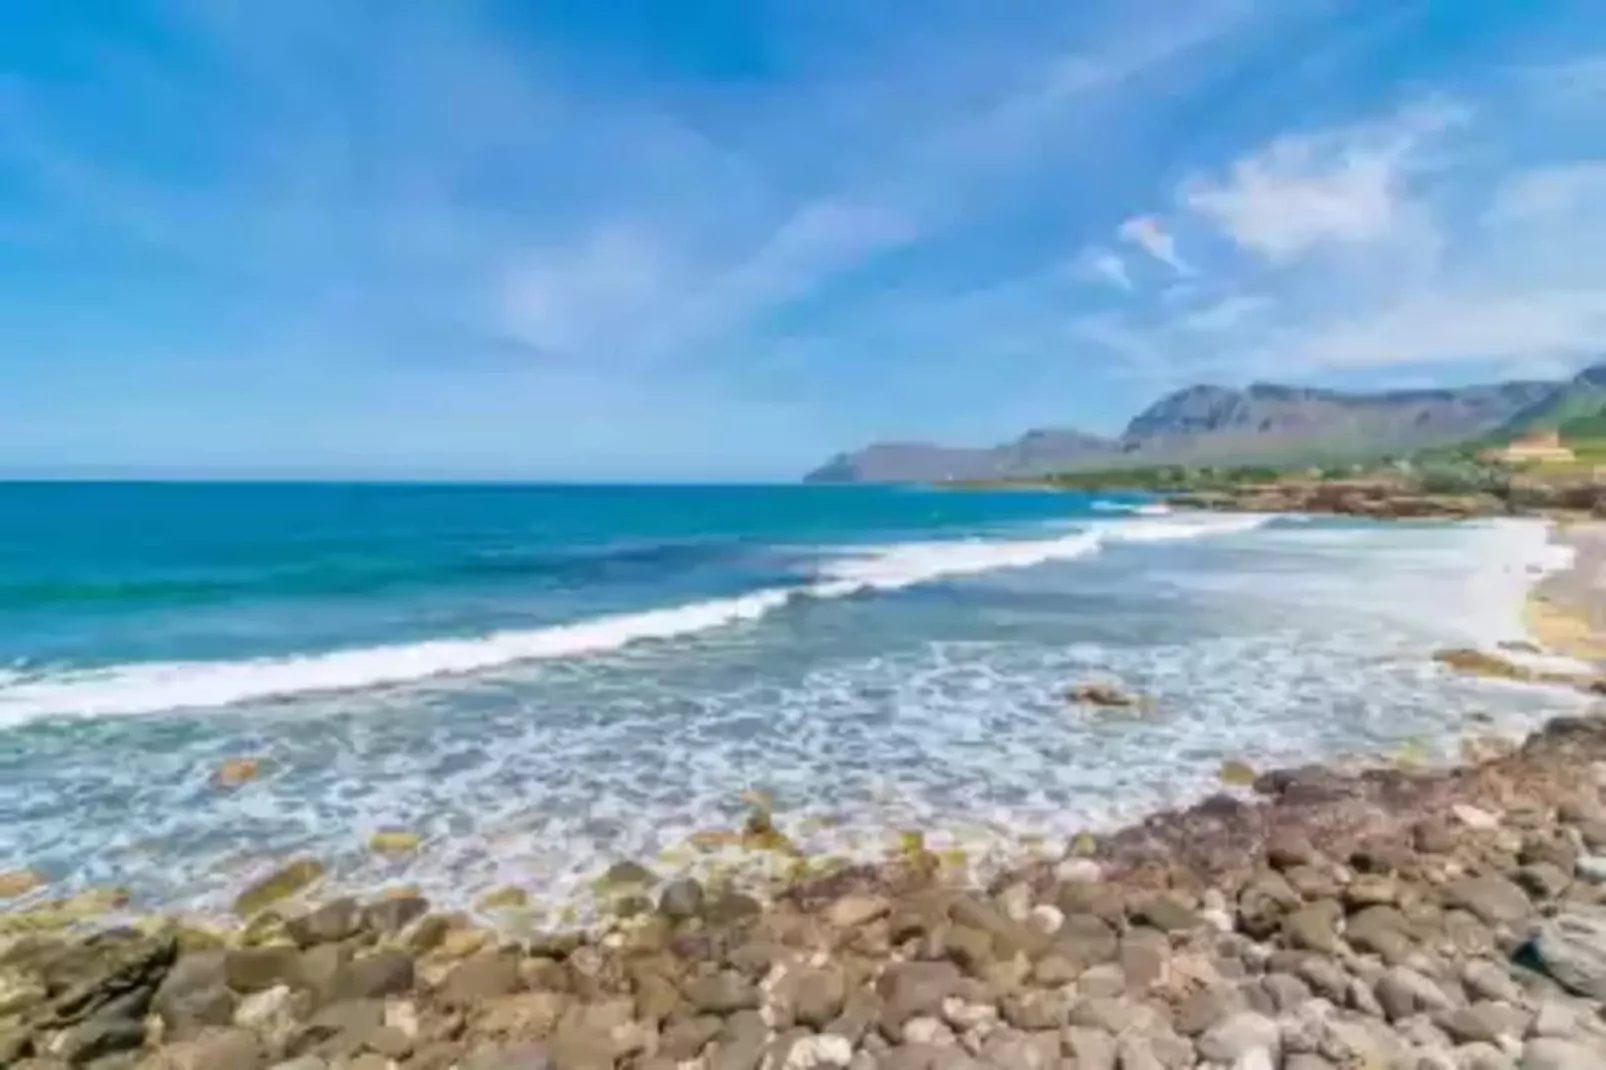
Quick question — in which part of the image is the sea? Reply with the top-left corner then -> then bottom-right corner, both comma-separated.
0,482 -> 1591,924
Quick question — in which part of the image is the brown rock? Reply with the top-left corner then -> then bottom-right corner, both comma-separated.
212,758 -> 263,789
223,946 -> 302,994
1066,682 -> 1138,708
285,898 -> 362,948
1283,901 -> 1343,955
0,868 -> 47,899
684,970 -> 759,1015
1443,875 -> 1533,928
332,950 -> 414,1001
438,953 -> 523,1006
875,961 -> 961,1037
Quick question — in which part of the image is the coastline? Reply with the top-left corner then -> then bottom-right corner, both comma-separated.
6,517 -> 1606,1066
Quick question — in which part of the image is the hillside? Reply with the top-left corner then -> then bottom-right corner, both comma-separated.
806,376 -> 1563,483
1495,362 -> 1606,439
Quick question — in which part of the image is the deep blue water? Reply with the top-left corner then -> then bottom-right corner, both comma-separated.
0,482 -> 1586,921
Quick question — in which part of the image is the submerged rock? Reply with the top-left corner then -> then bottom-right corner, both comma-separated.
232,860 -> 323,918
1434,648 -> 1534,681
1066,683 -> 1139,709
0,868 -> 46,899
368,830 -> 421,855
211,758 -> 263,789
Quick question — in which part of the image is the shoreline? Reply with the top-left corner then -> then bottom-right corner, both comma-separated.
5,518 -> 1606,1065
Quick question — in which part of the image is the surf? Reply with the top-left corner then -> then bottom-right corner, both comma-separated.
0,513 -> 1270,724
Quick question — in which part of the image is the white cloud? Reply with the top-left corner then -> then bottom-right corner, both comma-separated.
1073,247 -> 1133,290
1117,215 -> 1193,275
1183,100 -> 1468,261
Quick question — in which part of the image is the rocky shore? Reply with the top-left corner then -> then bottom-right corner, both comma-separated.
1169,476 -> 1606,522
5,706 -> 1606,1069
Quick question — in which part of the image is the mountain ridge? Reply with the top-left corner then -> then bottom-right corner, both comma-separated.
805,369 -> 1594,483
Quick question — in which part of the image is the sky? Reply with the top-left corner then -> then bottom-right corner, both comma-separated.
2,0 -> 1605,480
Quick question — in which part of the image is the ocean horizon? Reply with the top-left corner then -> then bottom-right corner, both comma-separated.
0,481 -> 1589,924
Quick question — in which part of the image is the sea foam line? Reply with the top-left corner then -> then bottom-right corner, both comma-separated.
0,513 -> 1269,724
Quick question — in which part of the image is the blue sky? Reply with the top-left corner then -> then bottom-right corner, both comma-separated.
2,0 -> 1605,479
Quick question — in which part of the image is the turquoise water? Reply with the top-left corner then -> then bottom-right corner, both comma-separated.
0,483 -> 1588,921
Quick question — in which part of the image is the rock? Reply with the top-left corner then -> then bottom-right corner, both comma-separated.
1051,912 -> 1118,969
146,1027 -> 266,1070
1530,999 -> 1583,1038
1519,864 -> 1573,901
708,1009 -> 767,1070
826,894 -> 890,930
1462,960 -> 1523,1004
285,899 -> 362,948
657,879 -> 704,921
1434,649 -> 1532,682
875,962 -> 961,1036
1283,902 -> 1342,955
1532,904 -> 1606,999
0,973 -> 47,1017
1575,856 -> 1606,885
781,966 -> 846,1029
1055,858 -> 1104,884
1284,1057 -> 1339,1070
294,942 -> 348,999
233,984 -> 292,1029
1131,893 -> 1200,933
233,861 -> 324,918
1456,1042 -> 1516,1070
53,1015 -> 148,1063
598,860 -> 658,891
477,887 -> 529,911
362,894 -> 429,935
1453,803 -> 1504,831
458,1046 -> 554,1070
685,970 -> 760,1014
1346,905 -> 1416,963
999,988 -> 1070,1030
1030,951 -> 1080,986
1438,1002 -> 1530,1045
154,950 -> 237,1035
368,831 -> 421,854
1375,966 -> 1455,1021
1196,1011 -> 1281,1063
1344,873 -> 1399,909
1118,928 -> 1169,989
1174,983 -> 1243,1036
1066,682 -> 1137,708
1064,1026 -> 1119,1070
224,946 -> 302,993
438,952 -> 523,1005
478,991 -> 570,1039
784,1034 -> 854,1069
212,758 -> 263,788
1068,995 -> 1167,1037
1219,760 -> 1257,786
332,950 -> 414,1001
655,1015 -> 720,1061
1522,1038 -> 1603,1070
0,868 -> 47,899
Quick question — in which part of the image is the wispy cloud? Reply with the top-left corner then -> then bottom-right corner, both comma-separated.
1118,215 -> 1194,276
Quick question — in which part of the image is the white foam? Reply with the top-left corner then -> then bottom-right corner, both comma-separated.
0,512 -> 1267,724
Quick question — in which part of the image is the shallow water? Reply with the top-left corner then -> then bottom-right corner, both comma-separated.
0,484 -> 1588,923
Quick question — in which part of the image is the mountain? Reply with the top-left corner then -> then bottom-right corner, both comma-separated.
1118,380 -> 1558,466
804,429 -> 1117,484
1494,362 -> 1606,439
806,376 -> 1565,483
